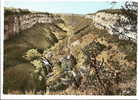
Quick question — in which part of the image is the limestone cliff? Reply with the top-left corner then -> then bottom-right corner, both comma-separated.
86,10 -> 137,42
4,8 -> 64,40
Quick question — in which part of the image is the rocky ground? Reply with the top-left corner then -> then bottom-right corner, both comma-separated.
4,12 -> 136,95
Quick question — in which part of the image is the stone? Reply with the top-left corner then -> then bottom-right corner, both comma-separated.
4,10 -> 63,40
86,12 -> 137,42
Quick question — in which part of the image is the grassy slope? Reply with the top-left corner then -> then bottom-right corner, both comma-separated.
4,23 -> 67,68
4,22 -> 67,93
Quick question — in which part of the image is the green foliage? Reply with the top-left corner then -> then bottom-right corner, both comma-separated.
31,60 -> 43,69
117,40 -> 136,62
30,59 -> 48,93
4,7 -> 31,16
61,60 -> 72,71
24,49 -> 41,61
83,41 -> 106,57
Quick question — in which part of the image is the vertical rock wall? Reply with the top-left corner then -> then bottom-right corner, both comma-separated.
4,13 -> 61,40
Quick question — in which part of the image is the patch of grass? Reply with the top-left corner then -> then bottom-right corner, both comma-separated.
90,26 -> 108,38
4,63 -> 35,94
117,40 -> 136,62
4,24 -> 59,68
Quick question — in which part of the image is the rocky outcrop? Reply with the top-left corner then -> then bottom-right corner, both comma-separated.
4,13 -> 63,40
86,12 -> 137,42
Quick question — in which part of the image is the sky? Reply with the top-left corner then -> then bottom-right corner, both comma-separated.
4,0 -> 125,14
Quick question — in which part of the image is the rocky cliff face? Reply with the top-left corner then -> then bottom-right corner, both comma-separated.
4,13 -> 63,40
86,12 -> 137,42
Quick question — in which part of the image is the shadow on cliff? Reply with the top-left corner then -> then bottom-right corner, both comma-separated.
4,23 -> 67,68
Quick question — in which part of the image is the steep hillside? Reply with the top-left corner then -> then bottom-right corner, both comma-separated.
4,9 -> 137,95
4,23 -> 67,68
86,9 -> 137,42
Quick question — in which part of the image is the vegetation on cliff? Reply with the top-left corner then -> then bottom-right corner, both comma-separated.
4,6 -> 137,95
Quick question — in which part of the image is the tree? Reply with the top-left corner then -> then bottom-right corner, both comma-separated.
81,41 -> 121,95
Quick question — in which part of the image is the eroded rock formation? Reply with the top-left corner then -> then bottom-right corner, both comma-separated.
86,12 -> 137,42
4,12 -> 63,40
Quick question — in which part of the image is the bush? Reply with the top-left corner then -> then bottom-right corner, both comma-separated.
31,60 -> 43,69
82,41 -> 106,58
24,49 -> 41,61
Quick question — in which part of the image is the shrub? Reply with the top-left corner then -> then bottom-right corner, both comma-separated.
82,41 -> 106,58
31,60 -> 43,69
24,49 -> 41,61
